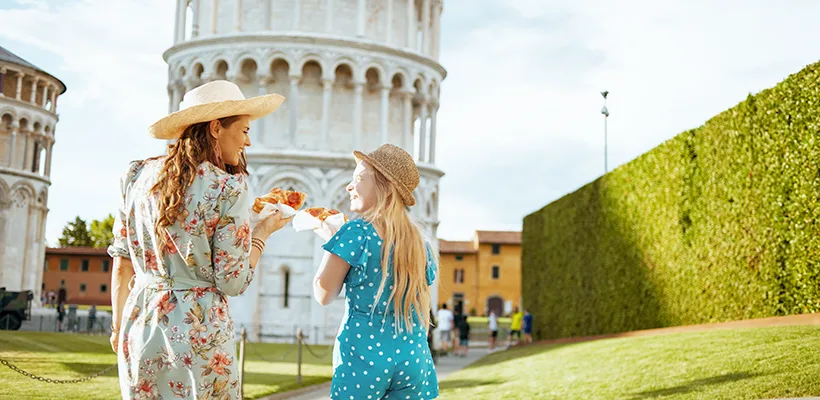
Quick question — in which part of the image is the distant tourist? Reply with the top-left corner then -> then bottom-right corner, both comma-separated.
436,303 -> 455,353
523,309 -> 534,344
455,314 -> 471,357
87,304 -> 97,332
56,302 -> 65,332
488,310 -> 499,352
508,306 -> 524,346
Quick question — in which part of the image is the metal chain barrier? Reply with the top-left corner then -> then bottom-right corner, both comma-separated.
302,342 -> 332,359
0,357 -> 117,384
246,341 -> 296,363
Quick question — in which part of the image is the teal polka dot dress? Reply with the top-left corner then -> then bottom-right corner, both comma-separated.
322,219 -> 439,400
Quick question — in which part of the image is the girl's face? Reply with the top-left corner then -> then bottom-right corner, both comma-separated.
213,115 -> 251,166
347,161 -> 378,213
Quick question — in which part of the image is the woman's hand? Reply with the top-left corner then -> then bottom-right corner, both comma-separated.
110,330 -> 119,354
315,221 -> 340,242
253,209 -> 292,238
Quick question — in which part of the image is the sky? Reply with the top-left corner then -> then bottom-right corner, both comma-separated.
1,0 -> 820,245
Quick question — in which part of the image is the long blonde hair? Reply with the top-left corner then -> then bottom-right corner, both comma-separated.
362,164 -> 435,333
151,116 -> 247,252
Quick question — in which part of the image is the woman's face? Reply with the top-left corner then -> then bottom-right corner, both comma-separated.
212,115 -> 251,166
347,161 -> 379,213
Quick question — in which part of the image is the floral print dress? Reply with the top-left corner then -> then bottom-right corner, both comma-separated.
108,158 -> 255,400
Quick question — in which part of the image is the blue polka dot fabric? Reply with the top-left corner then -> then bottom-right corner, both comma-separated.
322,219 -> 439,400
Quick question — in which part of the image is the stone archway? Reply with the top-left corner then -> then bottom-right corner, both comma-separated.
487,295 -> 504,317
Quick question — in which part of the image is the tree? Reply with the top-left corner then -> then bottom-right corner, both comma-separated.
58,216 -> 94,247
89,214 -> 115,249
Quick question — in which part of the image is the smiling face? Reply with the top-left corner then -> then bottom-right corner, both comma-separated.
347,161 -> 379,214
211,115 -> 251,166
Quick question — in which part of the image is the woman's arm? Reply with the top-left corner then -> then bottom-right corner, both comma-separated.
313,252 -> 350,306
110,256 -> 135,353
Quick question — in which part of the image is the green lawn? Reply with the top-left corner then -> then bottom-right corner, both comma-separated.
0,331 -> 332,399
440,325 -> 820,400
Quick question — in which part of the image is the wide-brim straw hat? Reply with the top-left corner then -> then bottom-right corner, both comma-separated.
149,80 -> 285,140
353,144 -> 420,206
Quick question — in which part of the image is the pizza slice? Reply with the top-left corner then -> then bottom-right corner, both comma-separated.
304,207 -> 346,222
252,188 -> 308,213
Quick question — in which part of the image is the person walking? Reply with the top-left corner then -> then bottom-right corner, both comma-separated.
508,307 -> 524,347
107,80 -> 289,399
522,310 -> 534,344
436,303 -> 454,353
312,144 -> 440,399
488,310 -> 499,352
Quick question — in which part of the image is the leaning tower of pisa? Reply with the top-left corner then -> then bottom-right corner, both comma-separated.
0,46 -> 64,306
164,0 -> 445,342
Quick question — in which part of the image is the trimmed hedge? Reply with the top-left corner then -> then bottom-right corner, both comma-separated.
523,61 -> 820,340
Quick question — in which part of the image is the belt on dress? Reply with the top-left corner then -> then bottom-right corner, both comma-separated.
128,274 -> 217,292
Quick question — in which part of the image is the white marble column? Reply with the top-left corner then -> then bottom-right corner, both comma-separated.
293,0 -> 301,30
357,0 -> 366,37
255,74 -> 268,145
418,101 -> 428,162
174,0 -> 187,43
191,0 -> 201,37
386,0 -> 393,44
321,79 -> 333,146
289,76 -> 300,145
170,80 -> 183,112
422,0 -> 431,54
353,81 -> 364,149
380,86 -> 390,145
429,103 -> 437,163
432,1 -> 441,59
235,0 -> 243,32
211,0 -> 219,34
402,90 -> 413,152
44,140 -> 53,177
406,0 -> 415,49
29,78 -> 37,104
50,91 -> 57,112
325,0 -> 333,32
41,85 -> 48,108
264,0 -> 272,30
15,73 -> 23,100
0,67 -> 5,98
7,122 -> 18,168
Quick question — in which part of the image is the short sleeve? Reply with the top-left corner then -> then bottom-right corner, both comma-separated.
425,241 -> 438,286
322,220 -> 370,286
107,160 -> 142,258
211,174 -> 254,296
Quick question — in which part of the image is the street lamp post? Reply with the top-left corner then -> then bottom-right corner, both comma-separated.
601,90 -> 609,173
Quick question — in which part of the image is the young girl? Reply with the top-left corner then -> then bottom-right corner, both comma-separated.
313,144 -> 439,400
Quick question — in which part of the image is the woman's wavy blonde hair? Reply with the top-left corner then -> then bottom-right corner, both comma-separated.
361,162 -> 436,333
151,116 -> 247,252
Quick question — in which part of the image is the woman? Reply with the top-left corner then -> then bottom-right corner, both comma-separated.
108,80 -> 289,399
313,144 -> 439,400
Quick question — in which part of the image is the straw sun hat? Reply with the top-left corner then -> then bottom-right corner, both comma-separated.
353,144 -> 420,206
149,80 -> 285,140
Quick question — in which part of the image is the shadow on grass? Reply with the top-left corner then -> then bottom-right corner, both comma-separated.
462,342 -> 578,370
57,362 -> 117,377
628,372 -> 763,399
440,378 -> 505,391
243,371 -> 328,386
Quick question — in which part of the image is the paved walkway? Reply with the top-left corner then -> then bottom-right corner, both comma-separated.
266,348 -> 490,400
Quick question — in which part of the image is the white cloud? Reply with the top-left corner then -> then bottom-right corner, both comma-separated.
2,0 -> 819,243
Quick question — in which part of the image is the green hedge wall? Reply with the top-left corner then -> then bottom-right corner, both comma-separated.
522,62 -> 820,340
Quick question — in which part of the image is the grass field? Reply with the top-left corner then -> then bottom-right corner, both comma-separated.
0,331 -> 332,399
439,325 -> 820,399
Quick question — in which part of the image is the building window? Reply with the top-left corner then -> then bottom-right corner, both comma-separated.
454,269 -> 464,284
283,268 -> 291,308
492,265 -> 500,279
100,284 -> 108,293
79,283 -> 87,293
81,259 -> 89,272
101,260 -> 110,273
60,259 -> 69,271
491,244 -> 501,254
455,255 -> 464,261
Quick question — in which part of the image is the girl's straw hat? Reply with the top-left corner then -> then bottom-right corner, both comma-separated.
149,80 -> 285,140
353,144 -> 420,206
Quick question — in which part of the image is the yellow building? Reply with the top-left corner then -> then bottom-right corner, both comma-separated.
438,231 -> 522,317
